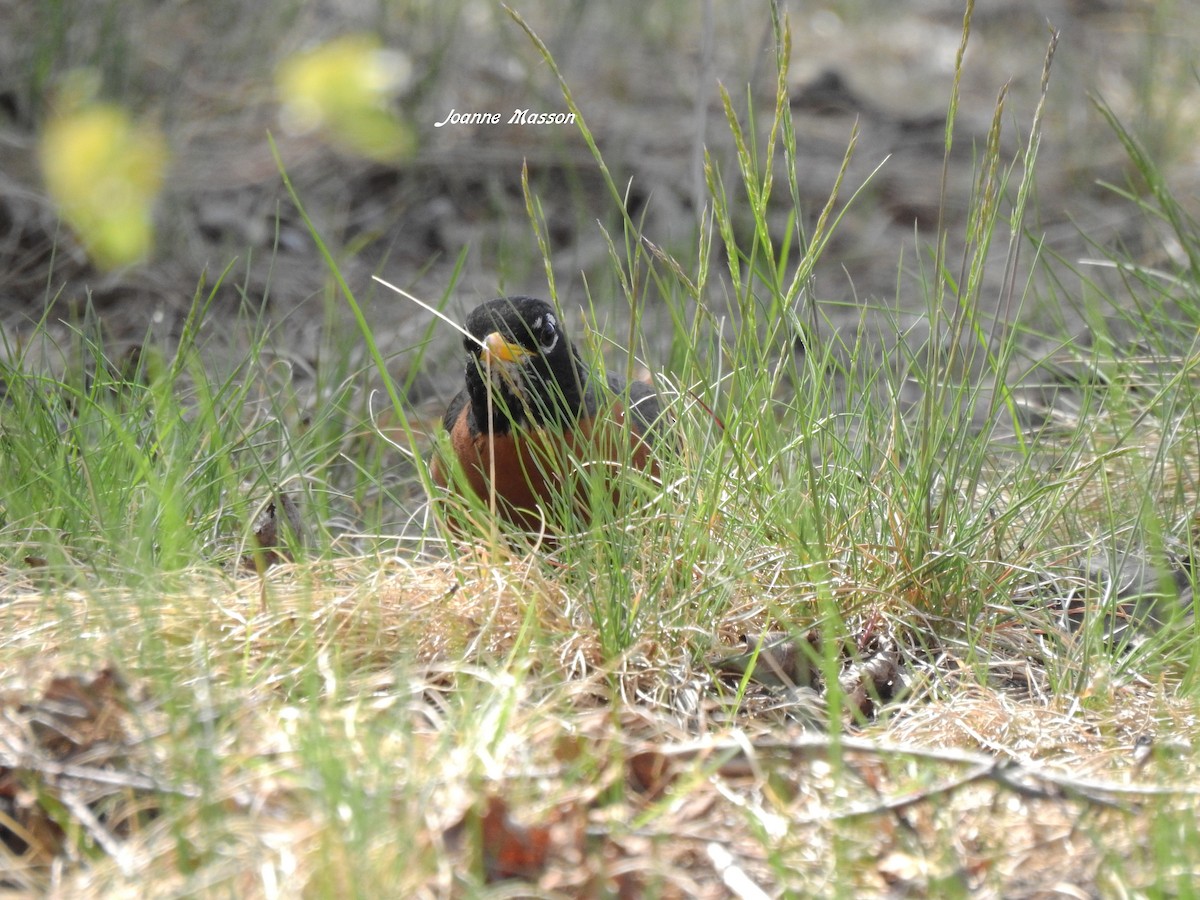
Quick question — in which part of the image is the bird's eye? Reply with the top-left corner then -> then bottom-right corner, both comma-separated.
536,314 -> 559,354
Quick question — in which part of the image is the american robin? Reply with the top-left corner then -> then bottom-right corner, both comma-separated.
431,296 -> 666,533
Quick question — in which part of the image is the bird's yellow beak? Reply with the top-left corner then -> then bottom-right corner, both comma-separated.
481,332 -> 530,365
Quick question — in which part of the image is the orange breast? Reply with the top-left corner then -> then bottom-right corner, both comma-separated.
432,400 -> 657,534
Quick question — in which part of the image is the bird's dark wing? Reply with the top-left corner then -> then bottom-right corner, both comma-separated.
442,388 -> 471,435
605,372 -> 668,443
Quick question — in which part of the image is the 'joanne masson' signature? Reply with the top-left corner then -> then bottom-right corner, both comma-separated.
433,108 -> 577,127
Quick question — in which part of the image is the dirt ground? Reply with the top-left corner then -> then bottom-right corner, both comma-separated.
1,0 -> 1197,409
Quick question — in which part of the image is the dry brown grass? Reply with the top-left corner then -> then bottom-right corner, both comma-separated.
4,547 -> 1199,896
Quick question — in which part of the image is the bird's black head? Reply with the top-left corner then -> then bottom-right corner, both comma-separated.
461,296 -> 585,433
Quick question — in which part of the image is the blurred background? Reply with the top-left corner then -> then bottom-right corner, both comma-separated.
1,0 -> 1197,405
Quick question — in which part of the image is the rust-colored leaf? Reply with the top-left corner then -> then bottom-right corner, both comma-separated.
627,749 -> 676,801
444,795 -> 553,882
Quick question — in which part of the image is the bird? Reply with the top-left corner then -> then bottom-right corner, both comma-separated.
430,296 -> 667,534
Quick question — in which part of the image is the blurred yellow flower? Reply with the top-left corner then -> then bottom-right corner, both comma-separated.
276,34 -> 415,163
40,103 -> 167,269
